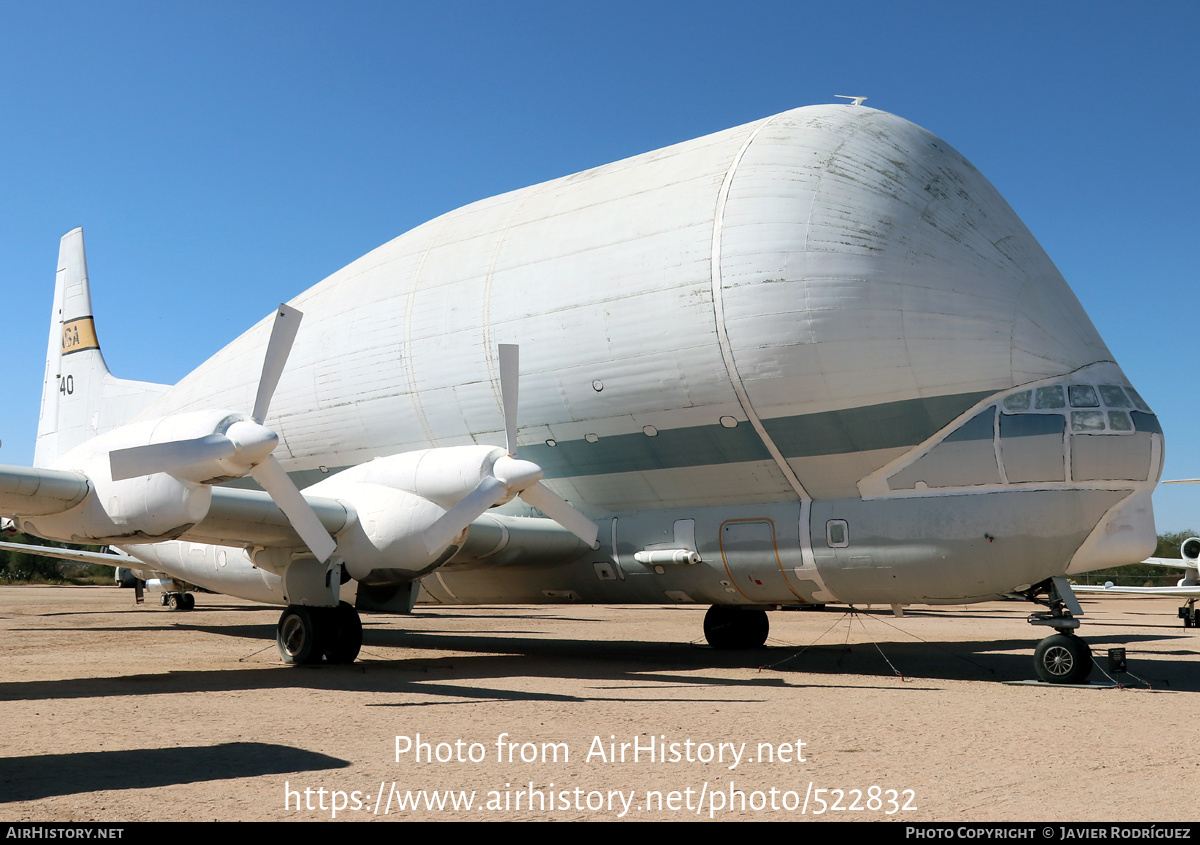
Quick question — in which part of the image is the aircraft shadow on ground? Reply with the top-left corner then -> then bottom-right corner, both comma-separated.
0,742 -> 348,802
3,621 -> 1197,708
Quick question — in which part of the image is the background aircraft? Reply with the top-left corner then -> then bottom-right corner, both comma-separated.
0,103 -> 1162,683
1074,534 -> 1200,626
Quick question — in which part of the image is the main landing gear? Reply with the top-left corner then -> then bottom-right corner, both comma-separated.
160,592 -> 195,611
703,605 -> 770,650
1017,576 -> 1093,684
1179,599 -> 1198,628
277,602 -> 363,665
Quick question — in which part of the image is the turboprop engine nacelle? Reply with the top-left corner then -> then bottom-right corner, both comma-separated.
14,414 -> 232,544
305,444 -> 577,585
302,450 -> 501,584
366,445 -> 517,508
316,481 -> 449,584
14,470 -> 211,545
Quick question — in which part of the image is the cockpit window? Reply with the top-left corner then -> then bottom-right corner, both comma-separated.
1068,385 -> 1100,408
1003,391 -> 1031,411
1125,387 -> 1151,412
885,374 -> 1160,493
1099,385 -> 1131,408
1071,410 -> 1105,432
1108,411 -> 1133,431
1035,386 -> 1065,409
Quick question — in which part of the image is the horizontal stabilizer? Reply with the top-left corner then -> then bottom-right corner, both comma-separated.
0,539 -> 135,568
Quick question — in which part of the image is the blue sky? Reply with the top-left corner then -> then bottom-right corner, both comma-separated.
2,1 -> 1198,530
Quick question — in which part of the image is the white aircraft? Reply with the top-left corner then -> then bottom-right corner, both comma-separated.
1073,535 -> 1200,627
0,103 -> 1163,683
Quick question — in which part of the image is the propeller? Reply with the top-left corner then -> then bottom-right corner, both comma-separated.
423,344 -> 599,555
109,304 -> 337,562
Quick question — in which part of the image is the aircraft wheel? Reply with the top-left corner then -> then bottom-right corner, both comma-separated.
704,605 -> 769,650
1033,633 -> 1093,684
182,593 -> 196,611
160,594 -> 170,607
167,593 -> 181,610
278,606 -> 323,665
322,602 -> 363,664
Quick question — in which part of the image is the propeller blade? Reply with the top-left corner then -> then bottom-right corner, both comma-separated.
249,455 -> 337,562
110,434 -> 236,481
423,475 -> 507,556
520,482 -> 599,548
252,304 -> 303,424
498,343 -> 519,455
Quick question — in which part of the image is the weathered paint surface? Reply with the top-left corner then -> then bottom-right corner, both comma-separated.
59,105 -> 1159,606
138,106 -> 1116,515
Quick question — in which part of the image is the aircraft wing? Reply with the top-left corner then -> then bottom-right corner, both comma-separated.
0,463 -> 351,552
1074,583 -> 1200,597
181,486 -> 351,549
1072,554 -> 1199,597
0,465 -> 90,516
1140,557 -> 1197,571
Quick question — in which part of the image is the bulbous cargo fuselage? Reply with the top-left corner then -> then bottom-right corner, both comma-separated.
136,105 -> 1161,606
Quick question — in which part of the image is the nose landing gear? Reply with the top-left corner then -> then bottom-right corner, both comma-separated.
1033,632 -> 1093,684
1017,576 -> 1094,684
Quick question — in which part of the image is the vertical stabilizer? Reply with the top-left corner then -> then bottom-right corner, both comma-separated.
34,229 -> 170,466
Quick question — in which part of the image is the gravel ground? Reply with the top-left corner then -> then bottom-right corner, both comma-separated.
0,585 -> 1196,822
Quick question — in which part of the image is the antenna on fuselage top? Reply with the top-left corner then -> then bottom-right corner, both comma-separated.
835,95 -> 868,106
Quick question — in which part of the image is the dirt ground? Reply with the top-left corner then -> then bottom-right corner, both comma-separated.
0,585 -> 1197,822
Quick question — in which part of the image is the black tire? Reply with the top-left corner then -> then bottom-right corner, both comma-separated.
703,605 -> 769,650
1034,633 -> 1093,684
182,593 -> 196,611
277,606 -> 323,665
322,602 -> 363,664
167,594 -> 180,610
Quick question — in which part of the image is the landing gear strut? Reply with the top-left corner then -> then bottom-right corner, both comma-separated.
1179,599 -> 1198,628
1016,576 -> 1093,684
277,602 -> 363,665
703,605 -> 769,649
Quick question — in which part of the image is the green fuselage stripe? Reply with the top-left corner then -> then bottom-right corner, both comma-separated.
521,391 -> 995,479
248,390 -> 999,493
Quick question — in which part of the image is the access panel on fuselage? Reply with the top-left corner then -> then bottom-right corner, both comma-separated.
718,517 -> 809,604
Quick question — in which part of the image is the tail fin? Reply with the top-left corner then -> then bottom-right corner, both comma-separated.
34,229 -> 170,467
